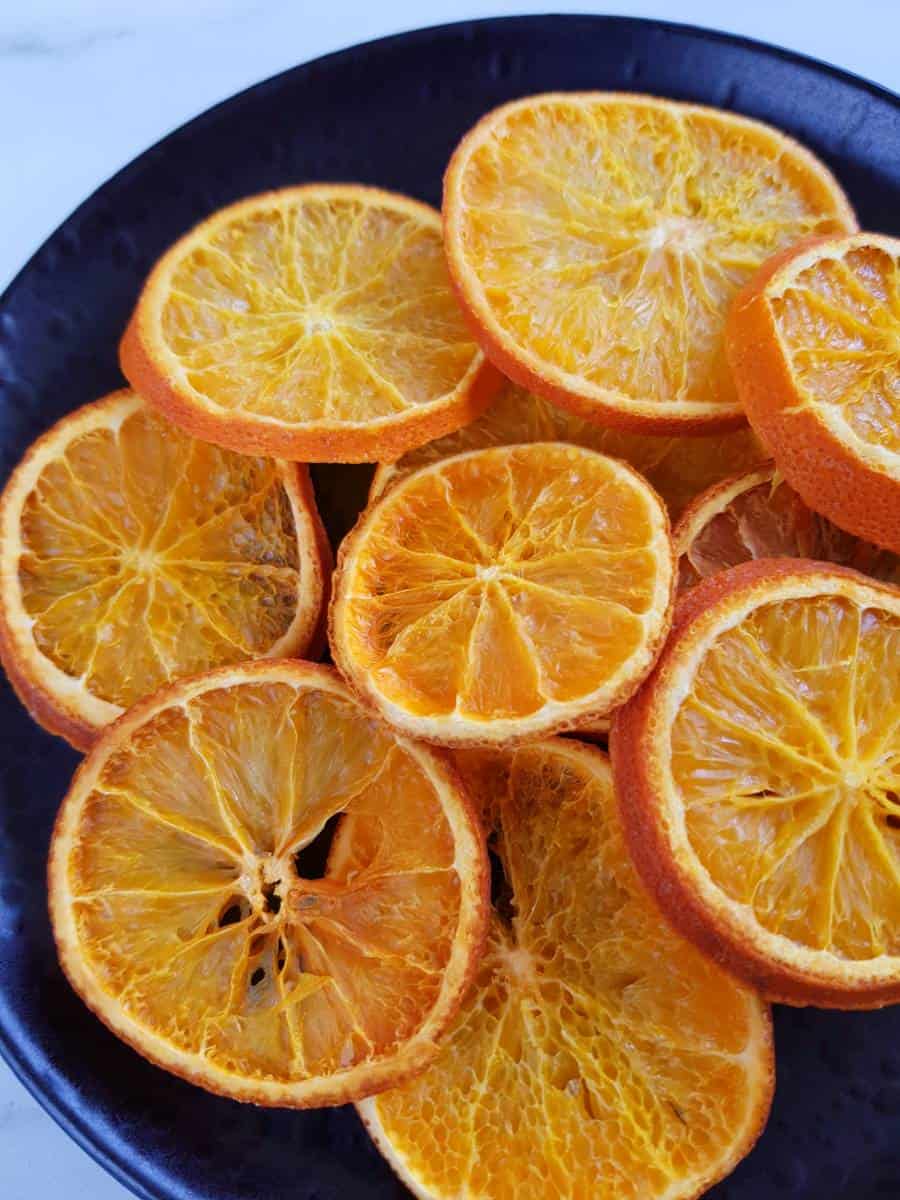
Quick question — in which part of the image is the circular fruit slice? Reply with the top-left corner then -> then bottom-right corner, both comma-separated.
49,661 -> 488,1107
444,93 -> 855,433
372,380 -> 766,519
613,559 -> 900,1009
728,232 -> 900,553
331,443 -> 674,745
121,185 -> 500,463
0,389 -> 330,750
675,463 -> 900,591
358,740 -> 773,1200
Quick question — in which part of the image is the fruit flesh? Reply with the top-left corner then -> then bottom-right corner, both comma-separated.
160,192 -> 481,424
672,593 -> 900,959
341,444 -> 671,723
450,95 -> 853,419
67,680 -> 467,1082
374,383 -> 766,520
19,406 -> 302,708
363,743 -> 771,1200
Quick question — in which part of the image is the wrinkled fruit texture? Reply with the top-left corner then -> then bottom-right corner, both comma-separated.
373,382 -> 766,520
19,405 -> 301,707
363,742 -> 771,1200
64,680 -> 470,1085
673,592 -> 900,960
159,191 -> 481,425
677,469 -> 900,591
337,443 -> 672,729
448,94 -> 853,420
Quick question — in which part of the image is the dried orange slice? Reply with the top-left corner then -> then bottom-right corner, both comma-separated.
121,185 -> 500,463
331,443 -> 674,745
0,390 -> 329,750
49,660 -> 488,1107
372,380 -> 766,519
359,739 -> 773,1200
675,463 -> 900,591
444,93 -> 855,432
728,232 -> 900,552
614,559 -> 900,1009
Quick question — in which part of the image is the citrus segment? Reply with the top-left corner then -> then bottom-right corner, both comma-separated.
371,381 -> 766,519
613,559 -> 900,1008
675,464 -> 900,591
0,390 -> 329,749
444,93 -> 855,431
121,185 -> 500,462
359,740 -> 773,1200
331,443 -> 674,744
728,232 -> 900,552
49,661 -> 488,1106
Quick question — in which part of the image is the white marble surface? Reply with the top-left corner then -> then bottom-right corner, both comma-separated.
0,1 -> 898,1196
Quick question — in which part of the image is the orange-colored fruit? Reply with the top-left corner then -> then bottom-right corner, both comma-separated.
331,443 -> 675,745
0,390 -> 329,750
49,660 -> 488,1107
728,232 -> 900,552
613,558 -> 900,1009
675,463 -> 900,591
444,93 -> 855,433
372,380 -> 766,519
121,185 -> 500,463
359,739 -> 773,1200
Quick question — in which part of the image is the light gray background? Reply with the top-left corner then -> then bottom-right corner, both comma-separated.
1,1 -> 898,1196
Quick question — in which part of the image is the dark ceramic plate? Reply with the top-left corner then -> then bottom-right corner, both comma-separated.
1,15 -> 900,1200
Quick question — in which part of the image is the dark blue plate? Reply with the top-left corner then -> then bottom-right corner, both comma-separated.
1,15 -> 899,1200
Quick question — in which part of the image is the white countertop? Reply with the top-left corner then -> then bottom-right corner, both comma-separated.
0,2 -> 898,1197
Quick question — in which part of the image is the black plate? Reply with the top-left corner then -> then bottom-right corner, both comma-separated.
2,15 -> 900,1200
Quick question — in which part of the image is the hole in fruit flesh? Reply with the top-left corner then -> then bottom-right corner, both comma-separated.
293,813 -> 342,880
488,839 -> 517,926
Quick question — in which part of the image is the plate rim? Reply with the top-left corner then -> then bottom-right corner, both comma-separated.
1,13 -> 899,1200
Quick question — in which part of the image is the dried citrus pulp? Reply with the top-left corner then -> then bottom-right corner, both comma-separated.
614,559 -> 900,1008
728,232 -> 900,552
372,380 -> 766,519
121,185 -> 499,462
48,661 -> 488,1106
360,739 -> 773,1200
675,464 -> 900,591
0,389 -> 329,750
331,442 -> 674,744
443,92 -> 856,432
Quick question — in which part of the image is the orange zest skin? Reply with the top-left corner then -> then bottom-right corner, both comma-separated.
121,185 -> 502,463
444,93 -> 856,433
613,558 -> 900,1009
49,661 -> 489,1107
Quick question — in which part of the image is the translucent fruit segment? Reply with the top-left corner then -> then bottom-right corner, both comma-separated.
66,677 -> 472,1086
364,742 -> 770,1200
19,402 -> 304,708
673,594 -> 900,959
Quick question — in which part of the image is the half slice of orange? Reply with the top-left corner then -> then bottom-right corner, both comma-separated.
613,559 -> 900,1008
728,232 -> 900,552
444,93 -> 855,432
49,661 -> 488,1107
360,740 -> 773,1200
122,185 -> 500,462
331,443 -> 674,745
0,389 -> 329,750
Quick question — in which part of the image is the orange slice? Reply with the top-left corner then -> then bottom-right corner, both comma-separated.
359,739 -> 773,1200
444,93 -> 855,432
121,185 -> 500,463
0,389 -> 329,750
331,443 -> 674,745
613,558 -> 900,1009
372,380 -> 766,519
49,661 -> 488,1107
675,463 -> 900,591
728,232 -> 900,552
